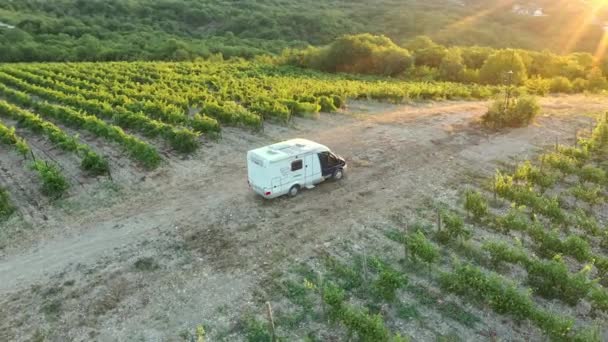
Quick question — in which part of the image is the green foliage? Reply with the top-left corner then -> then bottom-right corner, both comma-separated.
80,151 -> 110,176
440,263 -> 534,321
578,165 -> 606,184
292,34 -> 414,76
586,67 -> 608,91
572,209 -> 600,235
479,50 -> 528,85
407,231 -> 439,264
495,206 -> 529,233
0,187 -> 14,220
322,283 -> 392,341
549,76 -> 573,93
30,161 -> 69,199
440,262 -> 586,340
482,95 -> 540,129
439,49 -> 465,82
0,120 -> 30,157
526,256 -> 592,305
437,211 -> 469,244
318,96 -> 338,112
372,267 -> 407,301
243,316 -> 274,342
463,189 -> 488,220
0,99 -> 109,174
483,241 -> 529,267
528,225 -> 591,262
191,114 -> 221,134
514,160 -> 557,191
570,184 -> 604,207
525,76 -> 550,95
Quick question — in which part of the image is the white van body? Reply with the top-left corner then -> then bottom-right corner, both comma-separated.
247,138 -> 346,199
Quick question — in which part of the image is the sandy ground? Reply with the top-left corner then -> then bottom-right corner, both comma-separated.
0,95 -> 607,341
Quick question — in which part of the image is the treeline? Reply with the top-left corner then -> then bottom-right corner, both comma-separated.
287,34 -> 608,92
0,0 -> 607,62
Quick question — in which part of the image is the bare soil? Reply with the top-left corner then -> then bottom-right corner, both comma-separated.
1,95 -> 607,341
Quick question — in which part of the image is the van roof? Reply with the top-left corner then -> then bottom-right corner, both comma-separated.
248,138 -> 329,163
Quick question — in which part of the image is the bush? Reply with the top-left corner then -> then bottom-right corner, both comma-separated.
407,231 -> 439,264
30,161 -> 69,199
191,113 -> 220,134
525,76 -> 550,95
482,95 -> 540,129
80,151 -> 110,176
463,190 -> 488,220
526,256 -> 592,305
437,211 -> 469,244
562,235 -> 592,262
496,207 -> 529,233
438,49 -> 465,82
293,34 -> 414,76
318,96 -> 338,112
578,165 -> 606,184
373,267 -> 406,301
549,76 -> 573,93
0,187 -> 14,220
479,50 -> 528,85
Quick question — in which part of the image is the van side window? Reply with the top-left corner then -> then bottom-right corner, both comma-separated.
291,159 -> 303,171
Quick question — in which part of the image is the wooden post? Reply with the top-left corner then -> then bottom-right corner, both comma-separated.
403,223 -> 408,261
436,208 -> 442,233
318,272 -> 326,321
30,150 -> 36,162
540,157 -> 545,175
265,302 -> 276,342
555,136 -> 558,152
574,129 -> 577,147
493,177 -> 497,202
362,246 -> 368,282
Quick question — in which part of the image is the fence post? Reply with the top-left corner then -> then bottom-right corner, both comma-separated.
265,302 -> 276,342
403,223 -> 408,261
436,208 -> 442,233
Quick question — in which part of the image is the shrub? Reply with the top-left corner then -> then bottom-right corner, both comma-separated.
578,165 -> 606,184
549,76 -> 573,93
570,184 -> 603,207
526,256 -> 592,305
525,76 -> 550,95
482,95 -> 540,129
479,50 -> 528,85
322,283 -> 391,341
496,207 -> 529,233
514,161 -> 556,191
30,161 -> 69,199
373,267 -> 406,301
572,78 -> 588,92
191,114 -> 220,134
332,94 -> 345,109
407,231 -> 439,264
318,96 -> 338,112
562,235 -> 592,262
437,211 -> 469,244
0,187 -> 14,220
463,189 -> 488,220
293,34 -> 414,76
483,241 -> 529,267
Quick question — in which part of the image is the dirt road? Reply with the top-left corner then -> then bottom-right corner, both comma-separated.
1,96 -> 606,340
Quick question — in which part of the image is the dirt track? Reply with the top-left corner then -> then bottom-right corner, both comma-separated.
1,95 -> 607,340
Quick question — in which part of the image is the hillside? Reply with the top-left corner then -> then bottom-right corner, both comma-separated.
1,0 -> 608,62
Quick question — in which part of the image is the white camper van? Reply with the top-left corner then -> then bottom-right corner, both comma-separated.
247,138 -> 347,198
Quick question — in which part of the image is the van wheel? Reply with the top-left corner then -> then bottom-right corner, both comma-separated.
289,185 -> 300,197
333,169 -> 344,180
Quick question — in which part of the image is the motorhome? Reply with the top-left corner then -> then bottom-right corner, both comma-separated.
247,138 -> 347,198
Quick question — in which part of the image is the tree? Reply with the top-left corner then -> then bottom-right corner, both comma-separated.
479,50 -> 528,85
587,67 -> 607,91
439,49 -> 465,82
